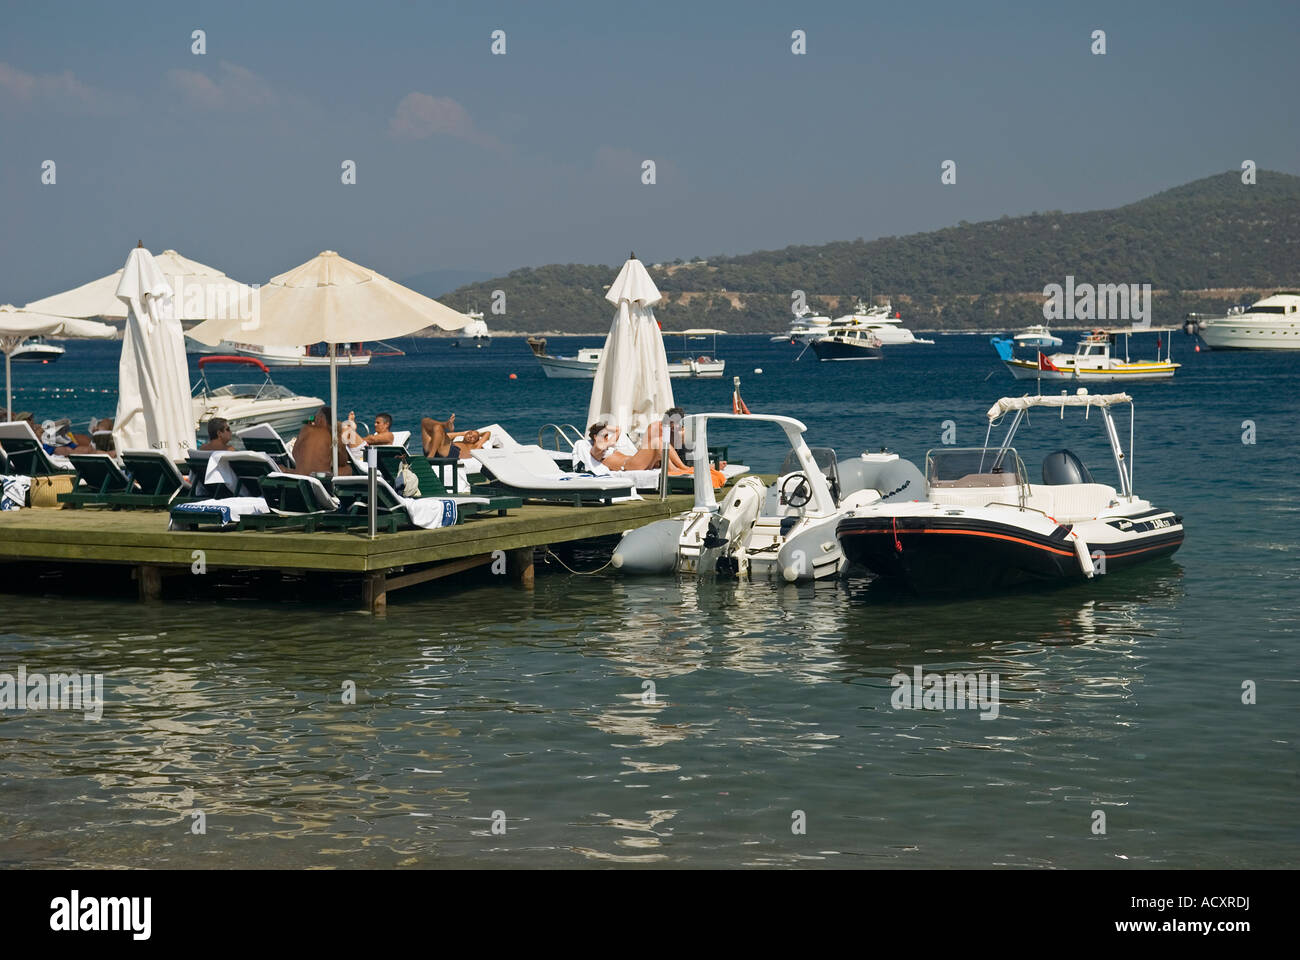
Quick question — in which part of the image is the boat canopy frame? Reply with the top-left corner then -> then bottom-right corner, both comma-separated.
982,390 -> 1135,499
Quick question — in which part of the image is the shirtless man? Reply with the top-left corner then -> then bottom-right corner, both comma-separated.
290,407 -> 352,476
421,414 -> 492,459
347,411 -> 394,446
198,417 -> 235,451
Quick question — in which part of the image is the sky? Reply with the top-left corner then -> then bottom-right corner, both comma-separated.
1,0 -> 1297,302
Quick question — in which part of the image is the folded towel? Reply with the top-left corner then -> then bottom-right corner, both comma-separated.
170,496 -> 270,528
1,475 -> 31,510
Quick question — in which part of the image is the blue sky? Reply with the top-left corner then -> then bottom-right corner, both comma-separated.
1,0 -> 1296,301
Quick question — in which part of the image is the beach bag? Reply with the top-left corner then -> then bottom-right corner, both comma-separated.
396,461 -> 420,497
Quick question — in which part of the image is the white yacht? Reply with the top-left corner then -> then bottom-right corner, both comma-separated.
456,310 -> 492,348
771,304 -> 834,343
1190,292 -> 1300,350
831,300 -> 934,345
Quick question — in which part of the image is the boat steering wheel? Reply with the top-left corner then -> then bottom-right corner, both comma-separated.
782,473 -> 812,508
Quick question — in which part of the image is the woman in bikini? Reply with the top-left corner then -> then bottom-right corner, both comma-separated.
588,421 -> 727,488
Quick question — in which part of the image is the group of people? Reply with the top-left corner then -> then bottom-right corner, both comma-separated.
1,408 -> 115,457
189,405 -> 722,485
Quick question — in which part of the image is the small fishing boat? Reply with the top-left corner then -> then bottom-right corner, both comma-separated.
191,356 -> 324,436
808,326 -> 884,361
611,413 -> 925,582
837,391 -> 1184,593
1012,324 -> 1063,349
9,336 -> 65,362
993,328 -> 1179,382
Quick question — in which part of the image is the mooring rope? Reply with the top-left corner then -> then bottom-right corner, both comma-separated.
543,547 -> 614,576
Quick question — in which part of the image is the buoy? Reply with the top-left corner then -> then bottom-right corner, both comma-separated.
753,367 -> 763,374
509,373 -> 517,379
1194,344 -> 1201,353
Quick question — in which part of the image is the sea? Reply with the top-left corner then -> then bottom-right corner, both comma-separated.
0,332 -> 1295,869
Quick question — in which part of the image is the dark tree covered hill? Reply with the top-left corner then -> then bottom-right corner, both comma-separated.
437,170 -> 1300,333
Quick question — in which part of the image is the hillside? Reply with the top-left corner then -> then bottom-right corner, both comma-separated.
438,170 -> 1300,333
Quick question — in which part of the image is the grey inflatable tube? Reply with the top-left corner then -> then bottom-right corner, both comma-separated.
611,518 -> 684,575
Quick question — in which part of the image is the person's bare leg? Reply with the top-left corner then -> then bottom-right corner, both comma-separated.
421,418 -> 453,457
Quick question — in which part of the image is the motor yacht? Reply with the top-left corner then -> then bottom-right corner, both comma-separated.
1185,292 -> 1300,350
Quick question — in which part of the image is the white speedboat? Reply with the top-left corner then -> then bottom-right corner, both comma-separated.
191,355 -> 324,436
837,391 -> 1184,593
9,336 -> 66,362
611,413 -> 925,582
1013,324 -> 1063,349
1187,292 -> 1300,350
455,310 -> 492,348
832,300 -> 934,345
528,334 -> 725,379
995,328 -> 1180,382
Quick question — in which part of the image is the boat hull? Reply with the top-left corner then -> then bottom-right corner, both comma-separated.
810,339 -> 882,361
537,356 -> 725,378
1200,319 -> 1300,350
10,345 -> 65,362
192,398 -> 324,437
838,512 -> 1183,593
1004,358 -> 1178,381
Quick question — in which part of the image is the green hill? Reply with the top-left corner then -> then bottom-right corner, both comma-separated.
440,170 -> 1300,333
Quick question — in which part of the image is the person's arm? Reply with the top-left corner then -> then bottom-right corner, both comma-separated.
364,431 -> 393,445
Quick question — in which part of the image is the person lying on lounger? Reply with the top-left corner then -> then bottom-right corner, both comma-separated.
290,406 -> 353,476
346,411 -> 395,446
589,421 -> 726,486
421,414 -> 491,459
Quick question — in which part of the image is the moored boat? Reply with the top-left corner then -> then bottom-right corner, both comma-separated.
809,326 -> 884,361
191,355 -> 324,436
995,328 -> 1179,382
9,336 -> 65,362
1187,292 -> 1300,350
1012,324 -> 1063,349
837,391 -> 1184,593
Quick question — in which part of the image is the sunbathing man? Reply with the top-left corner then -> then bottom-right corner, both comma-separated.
347,411 -> 395,446
198,417 -> 235,451
290,406 -> 352,476
421,414 -> 492,459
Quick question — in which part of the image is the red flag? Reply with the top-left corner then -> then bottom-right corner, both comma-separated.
1038,351 -> 1061,372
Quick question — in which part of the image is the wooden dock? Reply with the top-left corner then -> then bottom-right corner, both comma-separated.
0,496 -> 694,612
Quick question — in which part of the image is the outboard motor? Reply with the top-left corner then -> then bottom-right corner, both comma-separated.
1041,449 -> 1094,486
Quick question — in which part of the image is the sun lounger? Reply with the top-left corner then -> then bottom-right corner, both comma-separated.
0,421 -> 74,476
169,496 -> 272,531
185,449 -> 278,499
236,422 -> 295,470
363,445 -> 519,517
57,455 -> 135,507
472,445 -> 636,506
116,450 -> 187,507
322,475 -> 466,532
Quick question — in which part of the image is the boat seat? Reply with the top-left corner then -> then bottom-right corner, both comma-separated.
1025,483 -> 1118,522
929,471 -> 1019,488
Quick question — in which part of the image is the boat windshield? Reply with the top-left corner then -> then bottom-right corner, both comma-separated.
204,382 -> 297,400
1248,305 -> 1287,314
925,447 -> 1026,488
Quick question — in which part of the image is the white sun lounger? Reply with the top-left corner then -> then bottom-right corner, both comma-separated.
473,445 -> 638,505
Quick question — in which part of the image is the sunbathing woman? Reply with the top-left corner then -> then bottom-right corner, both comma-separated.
421,414 -> 492,459
588,422 -> 725,487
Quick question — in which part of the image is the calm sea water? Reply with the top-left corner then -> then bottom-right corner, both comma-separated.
1,333 -> 1295,868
